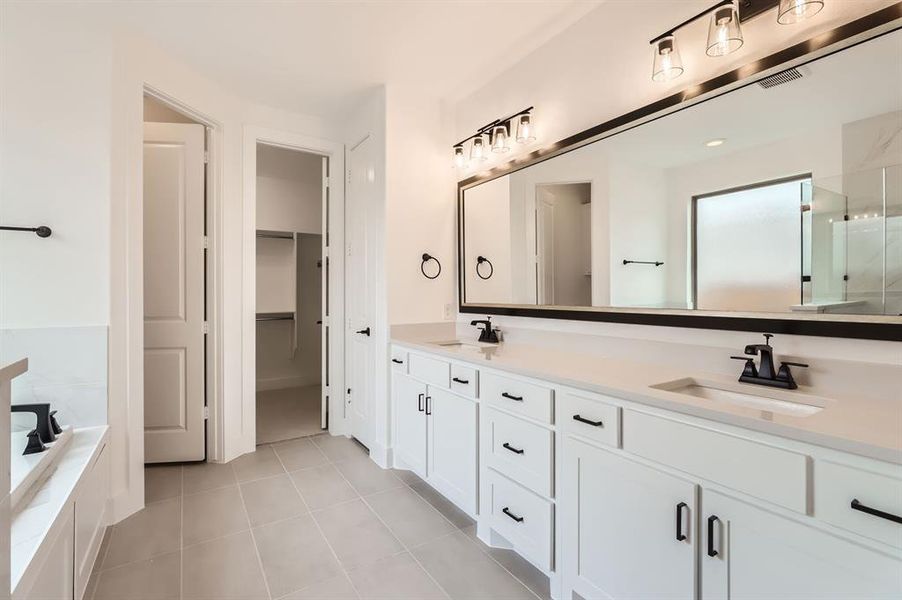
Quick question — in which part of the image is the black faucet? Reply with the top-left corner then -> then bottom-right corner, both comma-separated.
470,316 -> 500,344
12,403 -> 57,445
731,334 -> 808,390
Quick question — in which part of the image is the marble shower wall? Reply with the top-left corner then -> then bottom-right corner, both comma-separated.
0,326 -> 107,431
842,110 -> 902,315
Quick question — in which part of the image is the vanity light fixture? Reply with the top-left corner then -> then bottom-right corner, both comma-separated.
652,36 -> 684,82
453,144 -> 468,169
452,107 -> 535,168
706,4 -> 744,57
491,124 -> 511,153
650,0 -> 821,82
516,113 -> 536,143
469,135 -> 488,162
777,0 -> 825,24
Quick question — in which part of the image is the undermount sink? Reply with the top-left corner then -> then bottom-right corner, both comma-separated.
651,377 -> 827,418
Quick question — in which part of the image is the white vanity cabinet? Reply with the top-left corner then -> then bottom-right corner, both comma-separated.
701,489 -> 902,599
391,352 -> 478,515
561,436 -> 697,600
17,509 -> 75,600
389,342 -> 902,600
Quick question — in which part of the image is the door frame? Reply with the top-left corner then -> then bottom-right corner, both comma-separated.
242,126 -> 346,456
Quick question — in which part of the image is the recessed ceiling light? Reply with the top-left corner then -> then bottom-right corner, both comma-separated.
705,138 -> 726,147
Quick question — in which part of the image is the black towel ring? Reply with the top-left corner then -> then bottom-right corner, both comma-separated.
421,253 -> 441,280
476,255 -> 494,280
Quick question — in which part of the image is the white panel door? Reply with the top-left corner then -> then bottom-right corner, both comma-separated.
143,122 -> 206,463
702,489 -> 902,600
562,437 -> 697,600
427,387 -> 478,515
393,373 -> 427,478
346,136 -> 375,446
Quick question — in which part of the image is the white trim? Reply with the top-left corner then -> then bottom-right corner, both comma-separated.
242,126 -> 347,457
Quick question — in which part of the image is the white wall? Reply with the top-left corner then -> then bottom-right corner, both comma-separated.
256,144 -> 323,234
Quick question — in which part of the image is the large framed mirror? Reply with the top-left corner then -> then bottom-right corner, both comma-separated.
458,9 -> 902,340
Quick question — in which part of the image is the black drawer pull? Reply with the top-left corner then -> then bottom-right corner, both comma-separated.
573,414 -> 603,427
425,396 -> 432,416
418,393 -> 425,413
502,442 -> 525,455
452,377 -> 469,385
675,502 -> 688,541
502,507 -> 524,523
707,515 -> 719,557
851,499 -> 902,525
391,358 -> 403,365
501,392 -> 523,401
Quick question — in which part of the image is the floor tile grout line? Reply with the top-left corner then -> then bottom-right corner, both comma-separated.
329,453 -> 452,600
234,460 -> 274,600
273,442 -> 362,600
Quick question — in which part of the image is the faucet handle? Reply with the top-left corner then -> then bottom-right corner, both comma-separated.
781,361 -> 808,368
730,356 -> 758,378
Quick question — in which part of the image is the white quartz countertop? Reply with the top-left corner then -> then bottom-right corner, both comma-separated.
392,329 -> 902,465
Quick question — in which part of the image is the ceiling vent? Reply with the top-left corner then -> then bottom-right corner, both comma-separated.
758,67 -> 805,89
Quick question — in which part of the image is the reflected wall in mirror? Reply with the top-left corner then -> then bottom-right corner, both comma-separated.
461,28 -> 902,317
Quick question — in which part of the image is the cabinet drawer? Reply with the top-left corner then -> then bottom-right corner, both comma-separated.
482,372 -> 553,424
485,408 -> 554,498
815,459 -> 902,549
623,410 -> 809,513
408,353 -> 450,388
486,470 -> 553,572
450,363 -> 478,399
390,347 -> 408,372
560,391 -> 620,448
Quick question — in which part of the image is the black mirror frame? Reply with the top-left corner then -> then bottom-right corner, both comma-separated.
458,4 -> 902,342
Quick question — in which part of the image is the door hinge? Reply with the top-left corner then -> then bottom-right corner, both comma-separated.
203,150 -> 210,164
203,406 -> 209,420
203,321 -> 209,334
324,176 -> 330,188
203,236 -> 210,249
347,171 -> 351,185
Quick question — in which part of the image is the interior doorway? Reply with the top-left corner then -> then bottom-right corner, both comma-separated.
142,94 -> 209,463
254,143 -> 329,444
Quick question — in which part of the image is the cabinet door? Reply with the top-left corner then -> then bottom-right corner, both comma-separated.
702,489 -> 902,600
562,437 -> 697,600
427,386 -> 478,515
18,508 -> 74,600
393,373 -> 427,478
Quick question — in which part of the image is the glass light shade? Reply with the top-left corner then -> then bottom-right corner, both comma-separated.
777,0 -> 824,24
453,144 -> 467,168
491,124 -> 510,153
706,6 -> 744,57
652,36 -> 683,82
516,113 -> 536,143
469,135 -> 488,162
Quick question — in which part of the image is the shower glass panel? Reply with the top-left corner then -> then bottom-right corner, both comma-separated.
885,164 -> 902,316
804,181 -> 848,308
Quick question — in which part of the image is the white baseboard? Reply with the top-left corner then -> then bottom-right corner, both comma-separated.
255,375 -> 319,392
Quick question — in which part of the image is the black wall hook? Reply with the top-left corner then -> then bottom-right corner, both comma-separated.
421,253 -> 441,279
476,255 -> 494,280
1,225 -> 52,238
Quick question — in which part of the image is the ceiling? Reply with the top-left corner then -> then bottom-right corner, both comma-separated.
109,0 -> 601,120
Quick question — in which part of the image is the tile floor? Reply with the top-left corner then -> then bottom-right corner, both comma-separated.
87,434 -> 550,600
256,385 -> 323,444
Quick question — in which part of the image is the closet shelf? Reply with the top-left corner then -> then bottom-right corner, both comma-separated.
256,229 -> 294,239
256,312 -> 295,322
